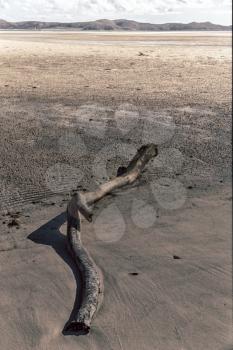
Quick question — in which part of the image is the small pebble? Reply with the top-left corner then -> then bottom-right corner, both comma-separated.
173,255 -> 181,260
7,219 -> 20,228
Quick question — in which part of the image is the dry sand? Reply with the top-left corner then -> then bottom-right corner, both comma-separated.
0,32 -> 232,350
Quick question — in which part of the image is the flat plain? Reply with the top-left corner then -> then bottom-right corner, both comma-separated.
0,31 -> 232,350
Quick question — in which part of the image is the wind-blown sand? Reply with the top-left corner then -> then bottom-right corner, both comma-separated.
0,32 -> 232,350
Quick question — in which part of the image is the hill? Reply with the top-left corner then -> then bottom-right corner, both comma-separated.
0,18 -> 231,31
0,19 -> 13,29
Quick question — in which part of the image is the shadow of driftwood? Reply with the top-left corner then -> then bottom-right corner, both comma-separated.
27,212 -> 83,336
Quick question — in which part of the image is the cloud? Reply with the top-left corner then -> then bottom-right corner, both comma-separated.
0,0 -> 231,23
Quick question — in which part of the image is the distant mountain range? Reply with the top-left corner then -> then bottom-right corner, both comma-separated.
0,19 -> 231,31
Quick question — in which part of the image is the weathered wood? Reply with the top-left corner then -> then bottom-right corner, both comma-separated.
65,144 -> 158,335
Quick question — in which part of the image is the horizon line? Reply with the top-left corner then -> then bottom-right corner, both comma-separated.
1,18 -> 232,26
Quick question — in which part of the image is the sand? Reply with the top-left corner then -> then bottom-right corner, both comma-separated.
0,31 -> 232,350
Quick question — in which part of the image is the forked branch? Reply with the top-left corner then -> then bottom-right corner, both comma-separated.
65,144 -> 158,335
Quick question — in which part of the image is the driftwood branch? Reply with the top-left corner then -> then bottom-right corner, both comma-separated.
65,144 -> 158,335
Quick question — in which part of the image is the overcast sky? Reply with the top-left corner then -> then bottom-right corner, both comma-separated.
0,0 -> 231,25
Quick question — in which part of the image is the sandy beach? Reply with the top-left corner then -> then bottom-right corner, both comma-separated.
0,31 -> 232,350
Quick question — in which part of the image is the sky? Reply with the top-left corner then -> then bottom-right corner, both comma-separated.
0,0 -> 232,25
